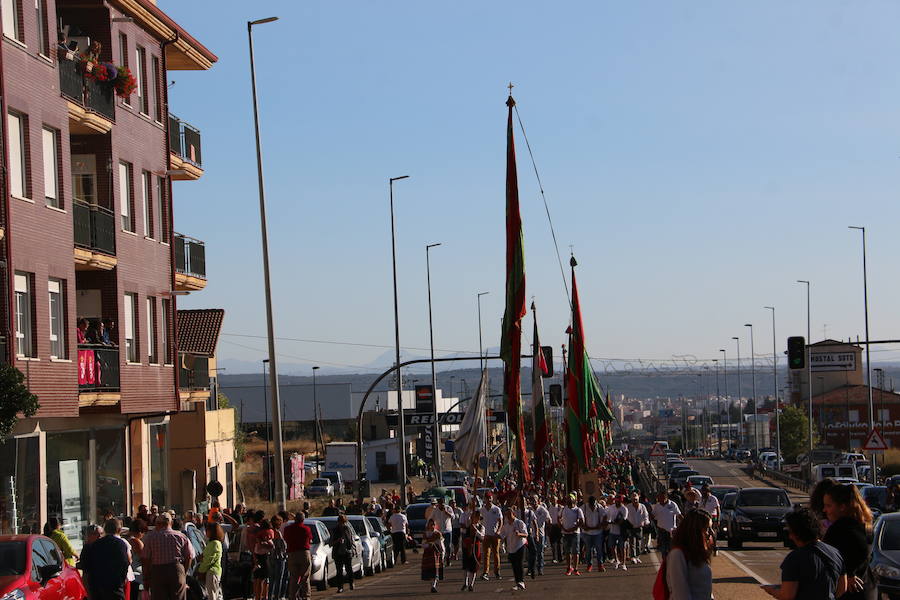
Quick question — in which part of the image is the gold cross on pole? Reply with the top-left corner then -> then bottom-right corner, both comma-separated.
508,82 -> 514,94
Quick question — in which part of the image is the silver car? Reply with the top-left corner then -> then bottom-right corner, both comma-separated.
306,478 -> 335,497
313,517 -> 364,579
302,519 -> 336,591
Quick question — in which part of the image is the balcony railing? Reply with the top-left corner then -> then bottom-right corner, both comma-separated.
174,233 -> 205,279
58,56 -> 115,122
74,200 -> 116,256
179,354 -> 210,390
168,114 -> 202,167
77,345 -> 120,392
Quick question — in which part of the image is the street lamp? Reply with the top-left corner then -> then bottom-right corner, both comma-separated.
426,242 -> 442,485
745,323 -> 758,456
849,225 -> 876,484
262,358 -> 271,502
248,15 -> 286,508
732,336 -> 743,447
765,306 -> 781,467
713,358 -> 721,454
312,366 -> 321,477
796,280 -> 813,462
389,174 -> 410,504
720,349 -> 729,452
477,292 -> 489,371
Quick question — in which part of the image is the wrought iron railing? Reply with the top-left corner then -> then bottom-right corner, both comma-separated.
77,345 -> 120,391
179,354 -> 210,390
74,200 -> 116,256
168,114 -> 202,167
58,56 -> 115,122
174,233 -> 206,278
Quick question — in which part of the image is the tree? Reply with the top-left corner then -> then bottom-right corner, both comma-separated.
0,364 -> 39,440
780,405 -> 813,462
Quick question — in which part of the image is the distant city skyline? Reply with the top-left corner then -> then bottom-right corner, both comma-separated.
166,1 -> 900,372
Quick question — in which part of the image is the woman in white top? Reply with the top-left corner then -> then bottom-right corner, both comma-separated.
666,509 -> 714,600
501,507 -> 529,591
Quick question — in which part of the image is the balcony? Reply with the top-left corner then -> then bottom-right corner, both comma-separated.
73,200 -> 117,270
168,114 -> 203,180
59,56 -> 115,134
179,353 -> 210,404
174,233 -> 206,291
78,345 -> 121,407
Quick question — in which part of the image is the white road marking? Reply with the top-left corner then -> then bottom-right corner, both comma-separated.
719,550 -> 771,585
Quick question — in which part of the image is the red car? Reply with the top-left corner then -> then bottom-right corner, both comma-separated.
0,535 -> 86,600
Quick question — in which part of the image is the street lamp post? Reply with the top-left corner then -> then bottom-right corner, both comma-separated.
477,292 -> 489,371
426,242 -> 442,485
313,366 -> 321,477
248,15 -> 286,508
713,359 -> 721,454
262,359 -> 271,502
796,280 -> 813,462
745,324 -> 758,456
389,175 -> 410,504
720,349 -> 729,453
849,226 -> 876,484
765,307 -> 781,467
732,337 -> 743,447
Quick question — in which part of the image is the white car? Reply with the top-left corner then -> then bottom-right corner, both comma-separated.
304,519 -> 336,591
314,517 -> 365,579
345,515 -> 384,575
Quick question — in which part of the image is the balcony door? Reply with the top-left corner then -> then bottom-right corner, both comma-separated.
72,154 -> 96,205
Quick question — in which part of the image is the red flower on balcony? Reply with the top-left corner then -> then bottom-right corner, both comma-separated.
113,66 -> 137,99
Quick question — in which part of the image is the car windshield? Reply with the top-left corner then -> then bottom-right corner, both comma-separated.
367,517 -> 382,532
406,505 -> 428,520
880,520 -> 900,551
738,491 -> 789,507
0,541 -> 26,576
311,479 -> 330,486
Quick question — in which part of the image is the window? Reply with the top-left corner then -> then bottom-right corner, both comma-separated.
142,170 -> 152,238
146,296 -> 157,363
151,55 -> 162,122
42,127 -> 59,208
2,0 -> 21,42
878,408 -> 890,422
119,161 -> 133,231
119,34 -> 129,105
156,176 -> 168,242
849,409 -> 859,423
35,0 -> 48,55
135,46 -> 148,115
72,154 -> 96,204
124,292 -> 137,362
48,278 -> 65,359
14,272 -> 33,358
7,112 -> 26,199
161,298 -> 170,363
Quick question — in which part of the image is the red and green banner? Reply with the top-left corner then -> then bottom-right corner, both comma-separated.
532,303 -> 550,480
500,94 -> 530,483
566,258 -> 615,473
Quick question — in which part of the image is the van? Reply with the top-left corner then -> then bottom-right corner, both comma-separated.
814,463 -> 858,482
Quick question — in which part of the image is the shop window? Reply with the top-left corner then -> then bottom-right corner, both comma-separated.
46,431 -> 90,551
149,423 -> 168,508
0,436 -> 40,534
95,429 -> 125,519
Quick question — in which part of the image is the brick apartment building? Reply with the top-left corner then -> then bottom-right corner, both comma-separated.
0,0 -> 231,543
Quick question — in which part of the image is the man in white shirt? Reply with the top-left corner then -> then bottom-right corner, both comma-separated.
479,494 -> 504,580
698,485 -> 720,543
427,498 -> 454,565
449,499 -> 464,560
626,495 -> 650,563
581,496 -> 607,572
501,506 -> 529,590
532,497 -> 551,576
559,494 -> 584,576
650,491 -> 682,558
547,496 -> 564,564
605,496 -> 630,570
388,507 -> 409,565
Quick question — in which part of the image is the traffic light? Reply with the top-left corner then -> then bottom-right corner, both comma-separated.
787,336 -> 806,369
549,384 -> 562,407
541,345 -> 554,377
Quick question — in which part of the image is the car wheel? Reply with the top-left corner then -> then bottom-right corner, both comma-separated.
355,566 -> 364,579
365,564 -> 374,577
316,564 -> 328,591
727,534 -> 742,549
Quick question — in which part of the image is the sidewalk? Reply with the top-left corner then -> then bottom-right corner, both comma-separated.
710,551 -> 772,600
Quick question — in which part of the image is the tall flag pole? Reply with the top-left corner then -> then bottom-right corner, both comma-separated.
566,256 -> 615,480
501,88 -> 530,484
532,302 -> 550,481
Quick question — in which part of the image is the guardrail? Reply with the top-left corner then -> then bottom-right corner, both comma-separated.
174,233 -> 206,279
747,464 -> 811,494
74,201 -> 116,256
168,114 -> 202,166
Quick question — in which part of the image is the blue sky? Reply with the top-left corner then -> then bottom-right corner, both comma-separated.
167,1 -> 900,374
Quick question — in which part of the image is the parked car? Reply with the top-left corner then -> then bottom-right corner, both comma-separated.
445,486 -> 470,508
864,486 -> 889,517
303,519 -> 337,591
718,492 -> 739,540
307,478 -> 335,497
0,534 -> 87,600
404,503 -> 433,547
441,471 -> 468,487
321,471 -> 345,494
314,516 -> 367,578
672,470 -> 700,487
687,475 -> 714,487
709,485 -> 739,504
735,449 -> 752,461
871,512 -> 900,600
722,487 -> 792,549
366,516 -> 395,569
